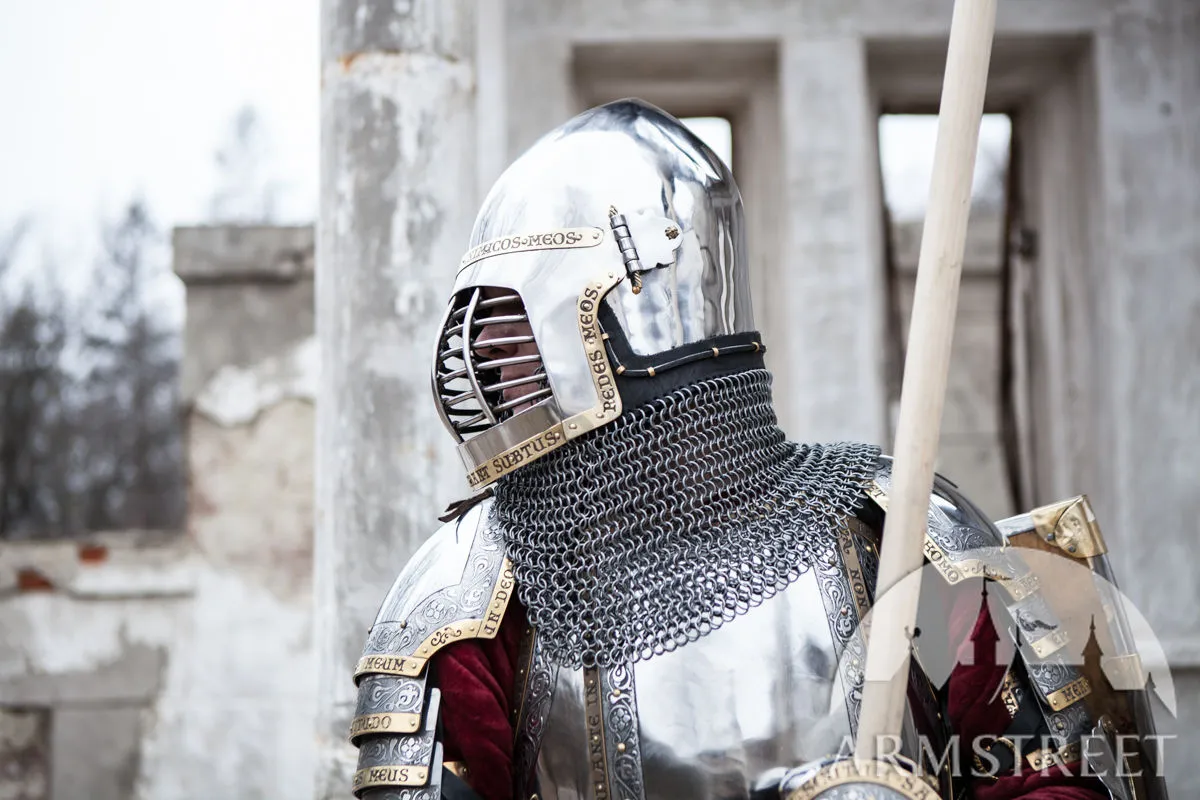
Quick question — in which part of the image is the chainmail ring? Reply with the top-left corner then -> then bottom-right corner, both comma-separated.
491,369 -> 881,669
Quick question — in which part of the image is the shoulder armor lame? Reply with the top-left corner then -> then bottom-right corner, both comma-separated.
867,458 -> 1167,797
355,498 -> 515,681
866,455 -> 1008,585
347,499 -> 514,798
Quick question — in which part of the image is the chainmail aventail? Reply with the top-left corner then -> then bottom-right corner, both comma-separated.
490,368 -> 881,669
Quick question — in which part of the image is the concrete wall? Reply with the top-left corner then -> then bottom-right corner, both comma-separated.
0,227 -> 317,800
892,211 -> 1012,520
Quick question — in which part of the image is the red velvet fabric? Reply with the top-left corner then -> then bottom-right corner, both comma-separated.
943,588 -> 1108,800
434,589 -> 1108,800
434,600 -> 526,800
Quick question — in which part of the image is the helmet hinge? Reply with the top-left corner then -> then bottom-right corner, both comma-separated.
608,206 -> 645,294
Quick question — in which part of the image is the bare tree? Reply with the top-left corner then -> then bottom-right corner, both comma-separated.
0,220 -> 69,537
0,202 -> 185,539
76,201 -> 184,531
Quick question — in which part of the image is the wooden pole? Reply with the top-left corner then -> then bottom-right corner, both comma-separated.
855,0 -> 998,759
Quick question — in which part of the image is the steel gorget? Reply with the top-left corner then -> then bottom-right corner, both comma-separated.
491,368 -> 881,669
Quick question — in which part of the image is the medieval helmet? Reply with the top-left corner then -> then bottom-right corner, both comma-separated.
431,98 -> 761,488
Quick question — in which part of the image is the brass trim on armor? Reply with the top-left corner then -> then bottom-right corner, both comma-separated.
355,559 -> 516,679
865,479 -> 889,509
1028,629 -> 1070,659
562,272 -> 624,441
459,227 -> 605,271
583,667 -> 612,799
459,271 -> 625,490
1029,496 -> 1107,558
839,521 -> 873,623
1046,676 -> 1092,711
1001,671 -> 1021,717
444,761 -> 468,779
785,758 -> 941,800
355,654 -> 426,679
348,712 -> 421,740
466,425 -> 567,490
869,478 -> 985,585
1027,740 -> 1083,769
599,664 -> 646,799
352,765 -> 431,791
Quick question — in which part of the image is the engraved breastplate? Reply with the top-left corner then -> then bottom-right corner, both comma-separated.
512,518 -> 944,800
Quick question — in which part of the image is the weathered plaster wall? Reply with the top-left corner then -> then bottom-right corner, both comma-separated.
0,227 -> 317,800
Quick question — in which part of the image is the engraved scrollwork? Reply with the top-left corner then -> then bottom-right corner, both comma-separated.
365,622 -> 420,656
807,786 -> 911,800
357,732 -> 436,769
356,675 -> 426,716
361,789 -> 439,800
1026,657 -> 1076,695
930,523 -> 993,558
817,524 -> 865,734
512,634 -> 559,799
602,663 -> 646,800
1045,701 -> 1092,748
362,517 -> 509,660
1010,592 -> 1060,632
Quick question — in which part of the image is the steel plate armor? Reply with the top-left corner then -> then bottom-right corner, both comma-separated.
349,99 -> 1169,800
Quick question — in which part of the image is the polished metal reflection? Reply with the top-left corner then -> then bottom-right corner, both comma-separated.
531,572 -> 855,800
435,98 -> 753,456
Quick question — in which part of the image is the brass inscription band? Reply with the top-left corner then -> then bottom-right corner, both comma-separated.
444,761 -> 468,779
785,758 -> 941,800
355,654 -> 426,680
1045,676 -> 1091,711
839,523 -> 873,622
355,560 -> 516,680
565,275 -> 623,438
459,227 -> 605,271
872,479 -> 973,585
465,424 -> 567,489
352,765 -> 431,791
583,667 -> 611,800
479,558 -> 516,638
348,712 -> 421,741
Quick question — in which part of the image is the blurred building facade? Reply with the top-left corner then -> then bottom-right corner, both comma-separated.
3,0 -> 1199,797
0,228 -> 318,800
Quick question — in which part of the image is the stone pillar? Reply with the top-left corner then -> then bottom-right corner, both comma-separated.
776,38 -> 889,446
316,1 -> 478,795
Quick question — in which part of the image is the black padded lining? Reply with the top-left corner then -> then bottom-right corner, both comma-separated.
598,301 -> 767,410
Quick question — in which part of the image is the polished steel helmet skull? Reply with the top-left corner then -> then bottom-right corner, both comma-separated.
432,98 -> 756,489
